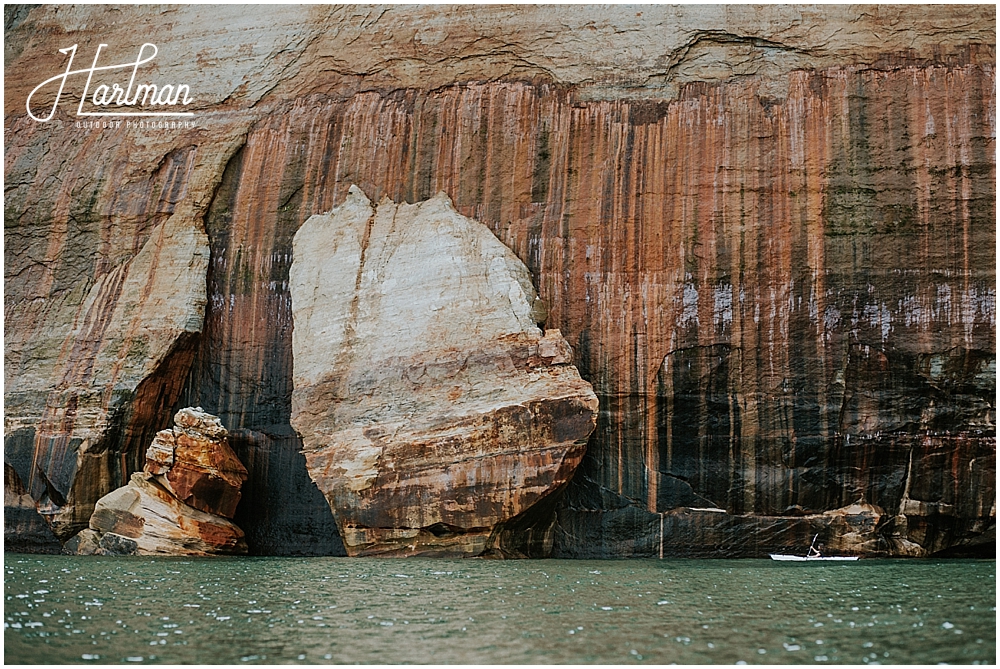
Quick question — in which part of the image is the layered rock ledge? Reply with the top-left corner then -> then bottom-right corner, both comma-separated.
69,408 -> 248,556
289,187 -> 598,557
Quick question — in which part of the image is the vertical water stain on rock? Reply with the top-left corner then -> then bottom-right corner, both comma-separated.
4,463 -> 61,554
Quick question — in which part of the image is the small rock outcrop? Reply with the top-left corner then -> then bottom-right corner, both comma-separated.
143,408 -> 247,518
69,408 -> 248,556
289,187 -> 599,557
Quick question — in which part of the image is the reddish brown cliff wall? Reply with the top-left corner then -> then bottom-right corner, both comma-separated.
174,63 -> 994,556
5,5 -> 994,556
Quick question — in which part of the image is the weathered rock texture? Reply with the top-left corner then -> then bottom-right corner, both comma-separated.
4,462 -> 61,553
4,211 -> 209,541
143,407 -> 248,518
69,408 -> 248,556
289,188 -> 598,557
5,5 -> 995,556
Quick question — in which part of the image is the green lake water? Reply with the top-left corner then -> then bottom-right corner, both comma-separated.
4,554 -> 994,664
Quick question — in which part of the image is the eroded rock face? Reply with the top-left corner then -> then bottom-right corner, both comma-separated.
70,473 -> 246,557
5,6 -> 994,557
4,463 -> 61,554
144,407 -> 247,518
70,408 -> 247,556
4,212 -> 209,541
289,187 -> 598,556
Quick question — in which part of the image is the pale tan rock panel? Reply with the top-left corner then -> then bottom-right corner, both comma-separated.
290,188 -> 598,557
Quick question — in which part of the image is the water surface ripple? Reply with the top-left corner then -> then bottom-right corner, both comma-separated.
4,555 -> 994,664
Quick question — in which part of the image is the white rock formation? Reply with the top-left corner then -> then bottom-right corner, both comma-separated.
289,187 -> 598,557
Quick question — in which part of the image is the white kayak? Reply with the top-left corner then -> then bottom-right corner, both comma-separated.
769,554 -> 859,561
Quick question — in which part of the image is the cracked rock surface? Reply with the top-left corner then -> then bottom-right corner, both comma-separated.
289,188 -> 599,557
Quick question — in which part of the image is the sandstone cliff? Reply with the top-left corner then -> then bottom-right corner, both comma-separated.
4,5 -> 995,557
